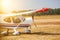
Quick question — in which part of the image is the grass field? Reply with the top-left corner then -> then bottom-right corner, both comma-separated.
0,15 -> 60,40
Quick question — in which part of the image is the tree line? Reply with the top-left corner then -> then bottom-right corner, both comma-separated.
34,8 -> 60,16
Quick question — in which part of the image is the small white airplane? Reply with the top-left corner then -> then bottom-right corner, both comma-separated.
0,8 -> 49,35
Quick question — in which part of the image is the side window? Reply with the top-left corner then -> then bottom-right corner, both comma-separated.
4,17 -> 11,23
12,16 -> 21,23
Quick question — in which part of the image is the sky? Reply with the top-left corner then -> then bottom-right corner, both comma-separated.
11,0 -> 60,10
1,0 -> 60,12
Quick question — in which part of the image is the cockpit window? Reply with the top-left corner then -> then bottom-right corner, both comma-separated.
12,16 -> 21,23
4,16 -> 21,23
4,17 -> 11,23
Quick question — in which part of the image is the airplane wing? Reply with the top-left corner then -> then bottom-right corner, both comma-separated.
0,8 -> 49,17
0,11 -> 34,17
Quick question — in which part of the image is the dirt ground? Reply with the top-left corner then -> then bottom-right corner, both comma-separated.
0,15 -> 60,40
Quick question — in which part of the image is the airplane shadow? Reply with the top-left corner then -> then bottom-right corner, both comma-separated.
22,32 -> 60,35
0,32 -> 60,37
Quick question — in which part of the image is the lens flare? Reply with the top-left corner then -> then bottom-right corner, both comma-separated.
2,0 -> 12,13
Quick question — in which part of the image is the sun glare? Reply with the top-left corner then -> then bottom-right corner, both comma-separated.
2,0 -> 11,7
2,0 -> 12,13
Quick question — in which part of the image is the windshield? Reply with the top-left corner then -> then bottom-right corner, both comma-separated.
4,16 -> 21,23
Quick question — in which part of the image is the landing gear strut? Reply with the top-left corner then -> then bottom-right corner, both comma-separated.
13,28 -> 21,35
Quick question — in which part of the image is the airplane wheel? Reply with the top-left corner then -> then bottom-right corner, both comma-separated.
25,30 -> 31,33
13,31 -> 21,35
1,31 -> 8,35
